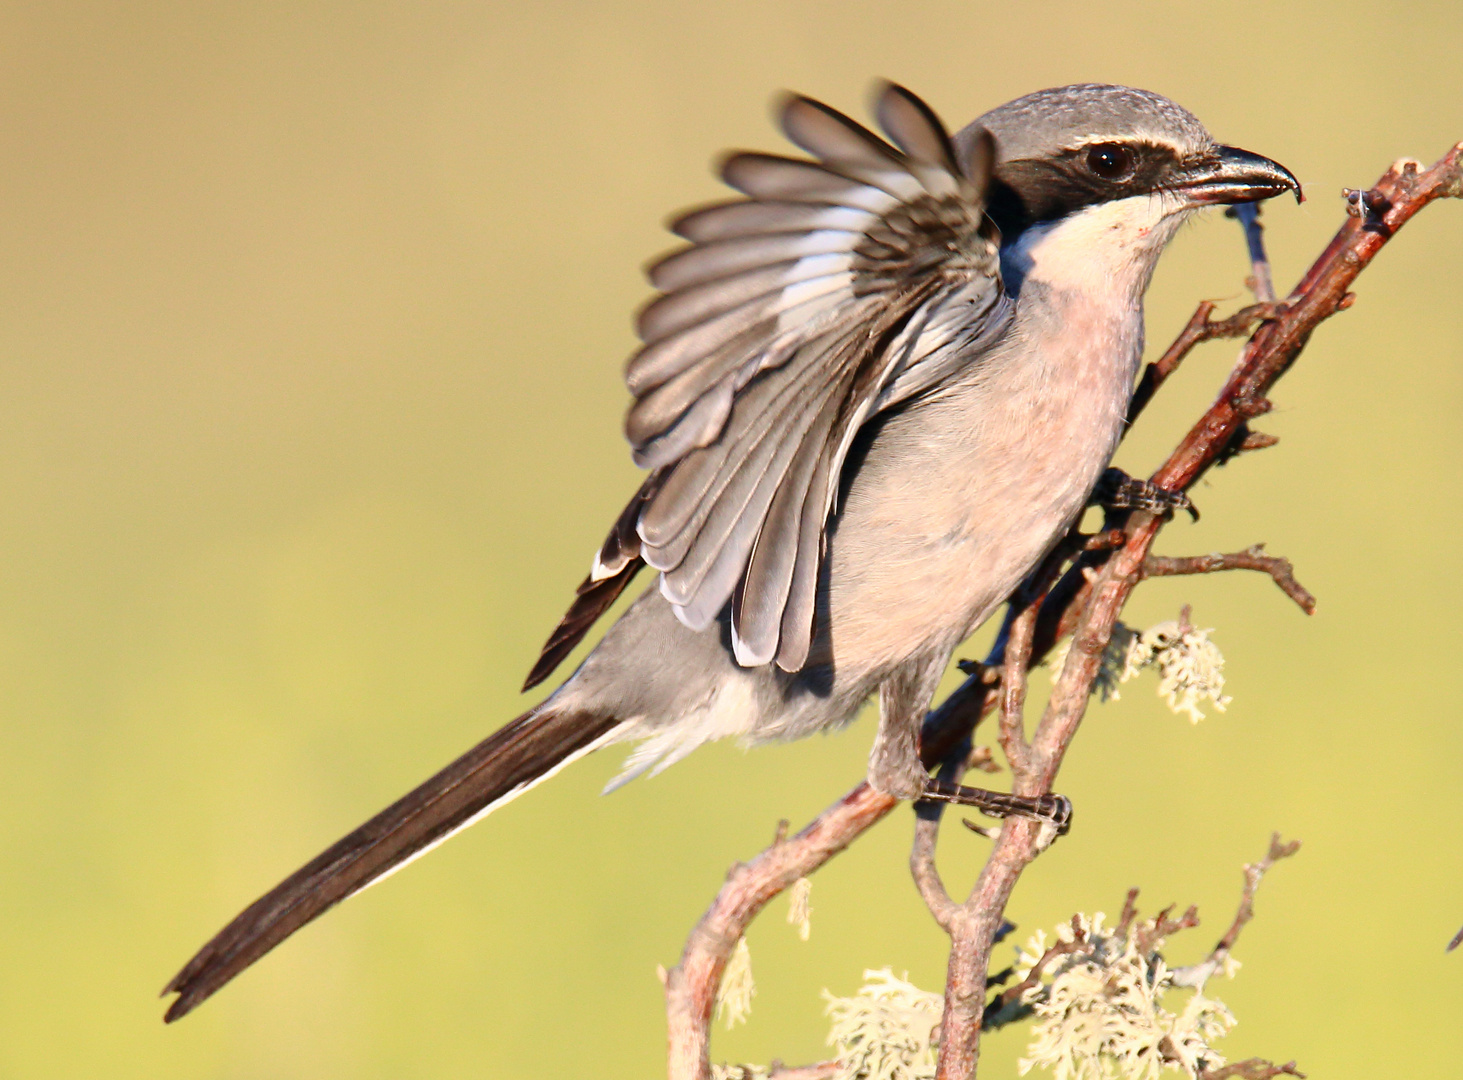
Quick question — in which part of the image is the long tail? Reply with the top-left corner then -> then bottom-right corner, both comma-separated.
162,705 -> 620,1022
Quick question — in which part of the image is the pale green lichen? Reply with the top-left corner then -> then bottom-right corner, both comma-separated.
788,876 -> 813,942
716,936 -> 756,1030
823,969 -> 943,1080
1050,610 -> 1230,722
1014,913 -> 1236,1080
711,1066 -> 769,1080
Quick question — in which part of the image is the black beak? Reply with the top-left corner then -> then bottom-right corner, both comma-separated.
1178,145 -> 1302,206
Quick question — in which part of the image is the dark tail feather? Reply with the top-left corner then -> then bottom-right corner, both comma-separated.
523,474 -> 662,692
523,560 -> 644,691
162,705 -> 620,1023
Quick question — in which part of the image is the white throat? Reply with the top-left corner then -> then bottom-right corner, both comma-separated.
1001,194 -> 1194,308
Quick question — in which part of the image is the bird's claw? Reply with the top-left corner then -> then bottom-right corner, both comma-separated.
1093,467 -> 1198,521
922,781 -> 1073,837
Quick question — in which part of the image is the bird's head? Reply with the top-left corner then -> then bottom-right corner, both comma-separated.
956,84 -> 1298,297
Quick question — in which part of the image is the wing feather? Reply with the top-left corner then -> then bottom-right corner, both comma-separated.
721,154 -> 902,211
671,200 -> 878,243
653,336 -> 854,598
667,365 -> 855,630
525,82 -> 1011,688
732,398 -> 840,665
875,82 -> 961,172
647,233 -> 862,296
779,94 -> 904,168
625,271 -> 851,399
774,451 -> 835,672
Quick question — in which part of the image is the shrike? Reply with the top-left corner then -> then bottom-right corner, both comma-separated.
163,82 -> 1297,1021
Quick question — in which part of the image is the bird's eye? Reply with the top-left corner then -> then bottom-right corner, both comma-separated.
1085,143 -> 1135,181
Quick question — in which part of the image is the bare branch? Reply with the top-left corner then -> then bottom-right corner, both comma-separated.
999,596 -> 1039,779
1201,1058 -> 1306,1080
910,742 -> 981,933
1172,833 -> 1300,990
1115,887 -> 1142,939
1217,834 -> 1302,954
712,1063 -> 841,1080
664,668 -> 1003,1079
1127,300 -> 1278,424
981,915 -> 1086,1030
1142,544 -> 1316,614
1133,903 -> 1201,958
768,1063 -> 840,1080
910,814 -> 958,932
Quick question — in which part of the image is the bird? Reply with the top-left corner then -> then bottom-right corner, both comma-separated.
162,81 -> 1298,1022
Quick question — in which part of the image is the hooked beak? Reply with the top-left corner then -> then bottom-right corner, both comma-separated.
1178,145 -> 1302,206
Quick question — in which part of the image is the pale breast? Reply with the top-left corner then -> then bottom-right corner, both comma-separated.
821,292 -> 1142,679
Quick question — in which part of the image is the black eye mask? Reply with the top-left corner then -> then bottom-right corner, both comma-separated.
985,141 -> 1196,241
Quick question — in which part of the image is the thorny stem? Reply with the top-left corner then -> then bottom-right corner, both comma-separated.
664,144 -> 1463,1080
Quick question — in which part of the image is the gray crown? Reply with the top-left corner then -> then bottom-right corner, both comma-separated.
956,83 -> 1214,169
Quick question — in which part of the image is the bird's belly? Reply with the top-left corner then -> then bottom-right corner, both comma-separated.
822,340 -> 1135,677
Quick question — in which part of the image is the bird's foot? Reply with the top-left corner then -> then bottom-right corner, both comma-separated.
920,781 -> 1073,836
1092,467 -> 1198,521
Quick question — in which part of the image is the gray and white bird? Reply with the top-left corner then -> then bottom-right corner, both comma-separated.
163,82 -> 1297,1021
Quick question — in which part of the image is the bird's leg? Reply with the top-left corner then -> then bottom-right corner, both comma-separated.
869,657 -> 948,801
1092,466 -> 1198,521
870,659 -> 1074,834
920,783 -> 1073,835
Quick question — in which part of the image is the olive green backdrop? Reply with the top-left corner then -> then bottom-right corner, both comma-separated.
1,2 -> 1461,1077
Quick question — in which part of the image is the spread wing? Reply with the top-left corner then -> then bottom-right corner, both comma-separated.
525,83 -> 1011,687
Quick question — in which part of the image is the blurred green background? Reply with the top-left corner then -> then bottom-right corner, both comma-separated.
1,1 -> 1461,1076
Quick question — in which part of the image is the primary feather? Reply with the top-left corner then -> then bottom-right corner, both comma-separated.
544,82 -> 1013,677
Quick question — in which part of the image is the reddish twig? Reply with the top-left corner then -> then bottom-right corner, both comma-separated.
1115,887 -> 1142,939
998,592 -> 1040,778
911,740 -> 983,933
712,1063 -> 840,1080
1127,300 -> 1278,425
1201,1058 -> 1306,1080
1142,544 -> 1316,614
1214,834 -> 1302,955
1132,903 -> 1202,958
910,812 -> 959,932
768,1064 -> 840,1080
981,850 -> 1301,1070
1172,833 -> 1301,990
980,915 -> 1086,1029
